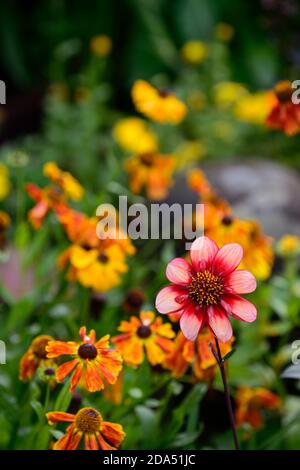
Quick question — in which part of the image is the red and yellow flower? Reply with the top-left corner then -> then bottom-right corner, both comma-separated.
112,311 -> 175,367
165,329 -> 234,381
47,407 -> 125,450
235,387 -> 281,430
19,335 -> 55,381
266,80 -> 300,135
43,162 -> 84,201
132,80 -> 187,124
125,152 -> 175,200
156,236 -> 257,343
46,327 -> 122,392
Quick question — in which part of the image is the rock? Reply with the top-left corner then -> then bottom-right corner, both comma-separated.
166,159 -> 300,239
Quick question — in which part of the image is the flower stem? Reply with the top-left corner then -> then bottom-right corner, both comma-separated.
210,338 -> 240,450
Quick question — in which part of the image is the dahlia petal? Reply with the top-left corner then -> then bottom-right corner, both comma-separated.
97,433 -> 116,450
53,427 -> 75,450
46,340 -> 78,358
85,361 -> 105,392
166,257 -> 191,285
207,305 -> 233,343
84,433 -> 99,450
180,305 -> 205,341
213,243 -> 243,276
69,362 -> 84,392
56,359 -> 79,383
225,269 -> 257,294
100,422 -> 125,448
222,294 -> 257,323
155,285 -> 187,314
190,236 -> 218,271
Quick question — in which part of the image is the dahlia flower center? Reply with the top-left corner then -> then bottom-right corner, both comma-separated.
158,88 -> 171,98
137,324 -> 152,339
98,253 -> 109,264
75,407 -> 102,433
221,215 -> 233,226
78,343 -> 98,360
32,337 -> 52,359
188,270 -> 224,306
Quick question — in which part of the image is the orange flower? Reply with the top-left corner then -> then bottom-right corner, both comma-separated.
26,183 -> 66,229
235,387 -> 281,430
125,152 -> 175,200
112,311 -> 175,367
266,80 -> 300,135
46,327 -> 122,392
19,335 -> 55,381
165,329 -> 234,381
47,407 -> 125,450
132,80 -> 187,124
0,210 -> 11,249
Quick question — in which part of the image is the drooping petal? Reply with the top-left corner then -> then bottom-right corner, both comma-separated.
46,340 -> 78,358
84,433 -> 99,450
222,294 -> 257,323
180,304 -> 205,341
212,243 -> 243,277
225,270 -> 257,294
56,359 -> 79,382
166,258 -> 192,285
100,422 -> 126,449
85,361 -> 105,392
207,304 -> 233,343
190,236 -> 218,271
69,361 -> 84,392
47,412 -> 75,425
53,427 -> 75,450
155,285 -> 187,314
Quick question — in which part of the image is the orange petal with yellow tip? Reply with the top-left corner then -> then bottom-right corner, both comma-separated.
96,433 -> 116,450
47,411 -> 75,425
69,362 -> 84,392
84,433 -> 99,450
46,340 -> 78,358
94,334 -> 110,349
56,358 -> 79,382
85,361 -> 104,392
100,422 -> 126,448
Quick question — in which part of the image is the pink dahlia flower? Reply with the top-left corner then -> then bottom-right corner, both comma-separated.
155,236 -> 257,343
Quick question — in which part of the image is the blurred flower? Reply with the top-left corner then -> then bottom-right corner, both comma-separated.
187,168 -> 213,197
132,80 -> 187,124
103,371 -> 123,405
19,335 -> 55,382
277,234 -> 300,256
47,407 -> 125,450
214,23 -> 235,42
26,183 -> 66,229
156,236 -> 257,342
43,162 -> 84,201
181,40 -> 208,65
113,117 -> 158,154
125,152 -> 175,200
203,204 -> 274,280
0,211 -> 11,249
112,311 -> 175,367
0,163 -> 11,200
187,90 -> 206,111
58,243 -> 128,292
235,387 -> 281,430
266,80 -> 300,135
214,82 -> 248,109
123,288 -> 146,314
175,141 -> 206,169
90,35 -> 112,57
165,329 -> 234,381
234,90 -> 275,124
46,326 -> 122,393
6,150 -> 30,167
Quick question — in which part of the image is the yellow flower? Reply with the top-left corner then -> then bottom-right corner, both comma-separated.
43,162 -> 84,201
131,80 -> 187,124
0,163 -> 11,200
113,117 -> 158,154
125,152 -> 175,200
181,41 -> 208,65
234,91 -> 275,124
214,81 -> 248,108
175,141 -> 206,169
277,234 -> 300,257
214,23 -> 235,42
90,35 -> 112,57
